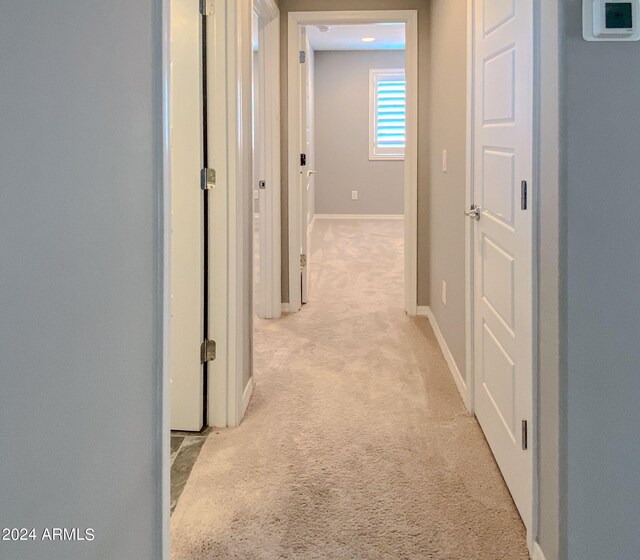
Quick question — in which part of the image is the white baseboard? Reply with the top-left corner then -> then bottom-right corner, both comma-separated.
421,306 -> 470,411
314,213 -> 404,220
531,542 -> 548,560
281,303 -> 290,313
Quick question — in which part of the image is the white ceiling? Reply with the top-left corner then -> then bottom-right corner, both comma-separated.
305,23 -> 405,51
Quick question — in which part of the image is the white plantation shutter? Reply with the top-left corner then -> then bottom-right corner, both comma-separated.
370,69 -> 406,159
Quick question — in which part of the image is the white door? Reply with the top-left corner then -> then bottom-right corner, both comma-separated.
299,29 -> 315,304
472,0 -> 533,529
253,12 -> 265,317
170,0 -> 204,432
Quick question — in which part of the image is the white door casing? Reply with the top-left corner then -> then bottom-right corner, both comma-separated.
472,0 -> 534,532
169,0 -> 204,432
204,0 -> 279,428
287,10 -> 418,315
254,0 -> 282,320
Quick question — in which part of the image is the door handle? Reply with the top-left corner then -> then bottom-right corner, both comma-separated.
464,205 -> 481,221
306,170 -> 317,177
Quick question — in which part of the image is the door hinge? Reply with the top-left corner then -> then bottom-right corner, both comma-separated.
521,419 -> 528,450
300,153 -> 306,166
258,180 -> 266,190
299,50 -> 306,63
201,168 -> 216,190
201,339 -> 216,363
521,180 -> 528,210
300,253 -> 307,267
200,0 -> 214,16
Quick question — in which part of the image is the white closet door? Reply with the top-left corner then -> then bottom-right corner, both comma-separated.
170,0 -> 204,432
472,0 -> 534,529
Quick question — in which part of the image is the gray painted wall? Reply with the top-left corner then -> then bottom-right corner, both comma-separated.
314,51 -> 405,215
427,0 -> 467,378
0,2 -> 163,559
279,0 -> 430,303
562,1 -> 640,558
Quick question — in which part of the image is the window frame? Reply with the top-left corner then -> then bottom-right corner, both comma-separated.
369,68 -> 406,161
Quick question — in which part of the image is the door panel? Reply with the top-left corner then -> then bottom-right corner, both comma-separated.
169,0 -> 204,432
473,0 -> 533,529
299,29 -> 314,304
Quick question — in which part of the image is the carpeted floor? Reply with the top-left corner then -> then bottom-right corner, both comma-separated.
170,218 -> 529,559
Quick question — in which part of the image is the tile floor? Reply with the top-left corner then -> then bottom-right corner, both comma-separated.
170,428 -> 213,514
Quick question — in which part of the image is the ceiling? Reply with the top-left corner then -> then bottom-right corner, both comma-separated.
305,23 -> 405,51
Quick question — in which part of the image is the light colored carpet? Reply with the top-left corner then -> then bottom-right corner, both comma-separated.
171,219 -> 529,559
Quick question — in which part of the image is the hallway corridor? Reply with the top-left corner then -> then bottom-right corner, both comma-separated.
170,219 -> 529,559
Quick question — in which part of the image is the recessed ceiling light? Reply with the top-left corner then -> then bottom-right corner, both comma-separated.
361,37 -> 376,42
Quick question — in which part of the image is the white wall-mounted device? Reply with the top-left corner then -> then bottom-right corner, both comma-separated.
583,0 -> 640,41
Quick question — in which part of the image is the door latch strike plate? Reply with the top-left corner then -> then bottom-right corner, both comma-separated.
201,339 -> 216,363
201,168 -> 216,190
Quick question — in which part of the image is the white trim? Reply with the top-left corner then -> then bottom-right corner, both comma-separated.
240,376 -> 254,420
254,0 -> 281,320
160,0 -> 171,555
287,10 -> 418,316
534,0 -> 561,553
227,0 -> 254,428
422,307 -> 471,411
464,0 -> 476,416
532,542 -> 549,560
253,0 -> 278,20
207,0 -> 229,428
314,214 -> 404,220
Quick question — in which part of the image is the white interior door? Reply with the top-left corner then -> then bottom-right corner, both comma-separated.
170,0 -> 204,432
253,12 -> 264,317
299,29 -> 315,304
472,0 -> 533,529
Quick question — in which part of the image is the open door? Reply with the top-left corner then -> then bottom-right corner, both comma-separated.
470,0 -> 534,530
299,28 -> 315,304
169,0 -> 205,432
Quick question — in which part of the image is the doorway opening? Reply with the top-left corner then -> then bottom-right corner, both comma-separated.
166,3 -> 542,558
287,11 -> 418,315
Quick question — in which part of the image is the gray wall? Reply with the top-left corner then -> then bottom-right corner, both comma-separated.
427,0 -> 467,378
279,0 -> 430,303
0,2 -> 163,559
562,1 -> 640,558
314,50 -> 405,215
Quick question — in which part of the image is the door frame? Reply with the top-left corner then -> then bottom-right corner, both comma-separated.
464,0 -> 561,554
286,10 -> 419,315
254,0 -> 282,320
163,0 -> 280,439
159,0 -> 562,556
216,0 -> 280,428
